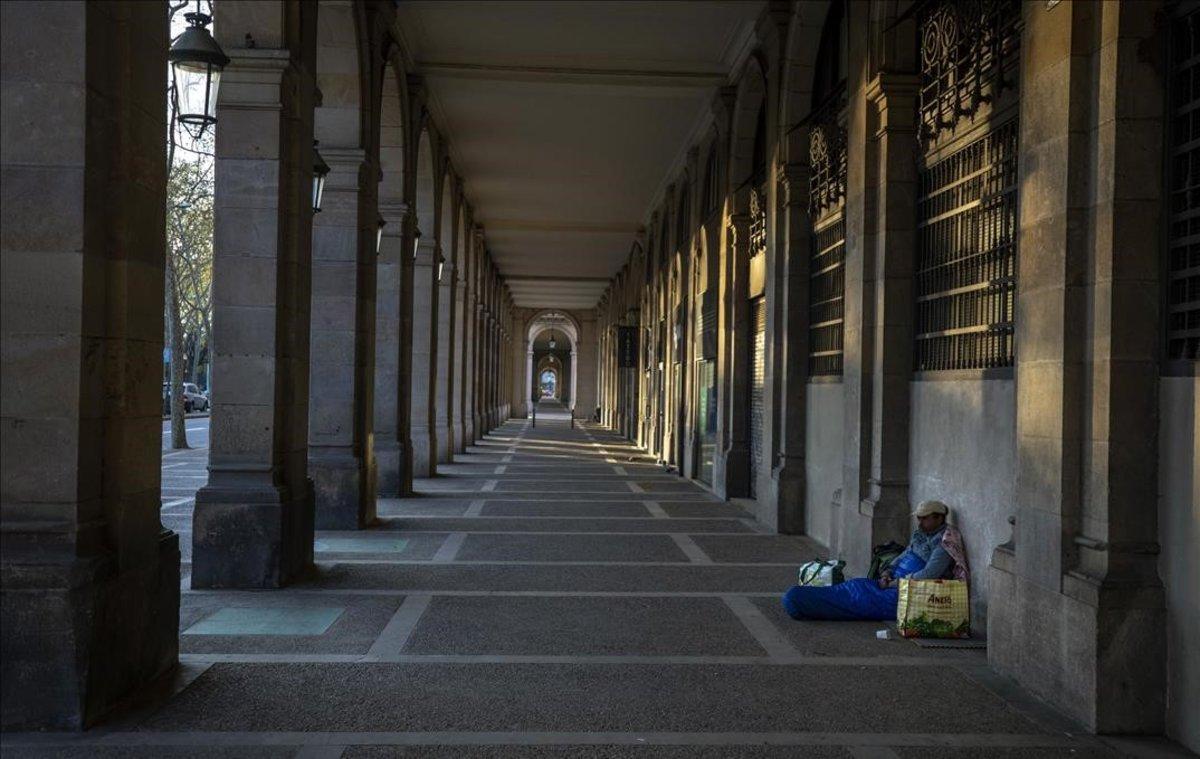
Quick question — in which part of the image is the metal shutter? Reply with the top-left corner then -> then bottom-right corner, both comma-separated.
748,297 -> 766,498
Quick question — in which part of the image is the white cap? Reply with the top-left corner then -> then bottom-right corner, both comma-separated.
914,500 -> 949,518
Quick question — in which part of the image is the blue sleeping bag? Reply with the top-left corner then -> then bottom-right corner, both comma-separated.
781,551 -> 925,621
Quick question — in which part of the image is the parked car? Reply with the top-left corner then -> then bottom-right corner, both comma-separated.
162,382 -> 209,414
183,383 -> 209,412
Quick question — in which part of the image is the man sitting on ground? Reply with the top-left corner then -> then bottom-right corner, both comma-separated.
781,499 -> 969,621
878,500 -> 959,588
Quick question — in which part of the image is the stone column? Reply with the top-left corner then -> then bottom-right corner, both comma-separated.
409,237 -> 438,476
525,343 -> 534,416
715,212 -> 752,499
373,201 -> 409,496
570,348 -> 579,413
839,73 -> 920,571
988,0 -> 1166,733
194,13 -> 318,588
456,263 -> 472,450
452,252 -> 467,453
0,0 -> 179,728
472,301 -> 484,438
435,251 -> 454,463
768,161 -> 813,534
308,148 -> 376,529
396,211 -> 417,494
487,315 -> 497,428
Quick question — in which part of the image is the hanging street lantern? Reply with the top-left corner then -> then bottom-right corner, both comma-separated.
169,4 -> 230,139
376,215 -> 386,255
312,141 -> 330,213
548,331 -> 556,350
412,228 -> 422,262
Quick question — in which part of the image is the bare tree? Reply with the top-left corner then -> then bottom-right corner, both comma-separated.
165,0 -> 214,449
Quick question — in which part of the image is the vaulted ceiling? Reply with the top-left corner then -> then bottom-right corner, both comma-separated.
395,1 -> 764,310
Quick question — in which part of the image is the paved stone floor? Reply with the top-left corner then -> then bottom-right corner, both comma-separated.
3,405 -> 1190,757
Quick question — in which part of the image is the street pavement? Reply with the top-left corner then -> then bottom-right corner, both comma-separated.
161,416 -> 209,511
3,402 -> 1179,757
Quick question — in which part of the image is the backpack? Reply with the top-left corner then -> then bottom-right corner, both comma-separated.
867,541 -> 906,579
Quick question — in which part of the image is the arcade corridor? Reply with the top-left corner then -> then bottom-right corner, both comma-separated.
0,404 -> 1151,757
2,0 -> 1198,754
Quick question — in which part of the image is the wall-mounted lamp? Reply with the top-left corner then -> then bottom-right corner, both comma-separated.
412,228 -> 422,262
311,141 -> 330,213
376,215 -> 386,255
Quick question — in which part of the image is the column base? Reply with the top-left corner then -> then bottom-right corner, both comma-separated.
715,443 -> 750,501
191,480 -> 314,588
769,455 -> 807,534
0,532 -> 180,730
436,422 -> 453,464
410,427 -> 435,478
374,438 -> 409,498
988,551 -> 1166,733
310,448 -> 376,530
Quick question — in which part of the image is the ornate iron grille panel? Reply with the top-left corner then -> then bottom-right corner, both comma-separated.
809,215 -> 845,376
808,86 -> 848,216
750,183 -> 768,259
1168,6 -> 1200,362
918,0 -> 1021,144
915,119 -> 1018,371
807,87 -> 847,377
748,297 -> 767,498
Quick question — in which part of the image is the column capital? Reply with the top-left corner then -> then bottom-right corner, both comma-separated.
413,239 -> 438,267
379,201 -> 410,223
776,161 -> 811,209
865,72 -> 921,136
221,49 -> 291,110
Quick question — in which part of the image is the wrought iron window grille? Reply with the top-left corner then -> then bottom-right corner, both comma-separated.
749,183 -> 768,259
1167,4 -> 1200,364
915,118 -> 1019,372
805,85 -> 848,378
808,85 -> 849,217
917,0 -> 1022,145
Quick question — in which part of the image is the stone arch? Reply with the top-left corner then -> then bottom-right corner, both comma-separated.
727,54 -> 769,202
524,309 -> 581,347
535,359 -> 561,400
414,126 -> 436,239
675,172 -> 691,252
525,310 -> 581,409
314,0 -> 366,149
780,0 -> 837,158
378,57 -> 409,207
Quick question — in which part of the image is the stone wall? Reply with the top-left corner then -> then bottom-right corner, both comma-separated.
909,379 -> 1016,632
1159,376 -> 1199,751
804,382 -> 843,549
